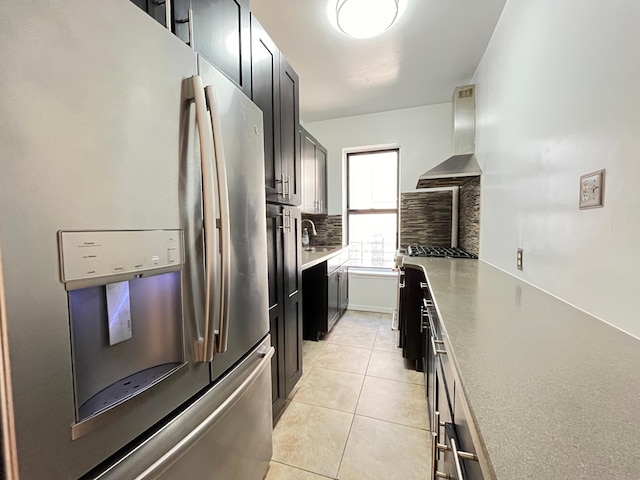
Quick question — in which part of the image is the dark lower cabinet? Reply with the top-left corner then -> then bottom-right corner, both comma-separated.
326,266 -> 339,327
266,204 -> 302,422
399,266 -> 425,370
302,251 -> 349,341
339,265 -> 349,312
409,267 -> 484,480
283,207 -> 303,396
266,204 -> 286,418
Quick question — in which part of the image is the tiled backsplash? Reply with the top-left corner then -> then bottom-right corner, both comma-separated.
301,214 -> 342,246
400,191 -> 452,247
459,177 -> 480,256
302,180 -> 480,256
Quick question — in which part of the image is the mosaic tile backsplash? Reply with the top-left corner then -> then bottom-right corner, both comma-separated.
301,214 -> 343,246
458,177 -> 480,256
400,191 -> 453,247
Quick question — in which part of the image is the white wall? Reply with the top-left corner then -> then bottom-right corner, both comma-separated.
473,0 -> 640,337
305,103 -> 452,214
348,270 -> 398,314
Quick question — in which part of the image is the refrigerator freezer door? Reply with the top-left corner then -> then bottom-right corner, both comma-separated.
196,57 -> 271,380
0,1 -> 209,478
91,336 -> 274,480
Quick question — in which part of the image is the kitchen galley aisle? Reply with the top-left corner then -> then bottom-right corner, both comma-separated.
266,310 -> 430,479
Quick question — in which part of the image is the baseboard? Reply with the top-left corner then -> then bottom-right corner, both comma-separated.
347,304 -> 395,315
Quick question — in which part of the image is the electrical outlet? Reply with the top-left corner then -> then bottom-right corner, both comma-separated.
579,169 -> 605,209
516,248 -> 523,270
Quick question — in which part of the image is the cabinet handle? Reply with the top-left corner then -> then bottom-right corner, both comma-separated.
430,431 -> 438,479
447,422 -> 479,480
285,175 -> 291,197
163,0 -> 172,31
431,336 -> 447,355
176,7 -> 194,47
420,307 -> 429,333
283,210 -> 291,232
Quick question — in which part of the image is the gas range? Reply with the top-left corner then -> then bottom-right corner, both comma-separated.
405,245 -> 477,259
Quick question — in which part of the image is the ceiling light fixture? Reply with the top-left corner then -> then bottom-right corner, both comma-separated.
335,0 -> 399,39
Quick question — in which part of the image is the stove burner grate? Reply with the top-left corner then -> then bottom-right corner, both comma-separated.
406,245 -> 477,259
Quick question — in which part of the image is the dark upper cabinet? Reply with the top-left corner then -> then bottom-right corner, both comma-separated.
133,0 -> 251,96
316,145 -> 327,213
190,0 -> 251,97
301,127 -> 328,214
251,16 -> 301,206
279,57 -> 301,206
130,0 -> 169,26
250,17 -> 282,204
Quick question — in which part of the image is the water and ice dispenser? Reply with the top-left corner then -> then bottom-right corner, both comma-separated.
59,230 -> 186,423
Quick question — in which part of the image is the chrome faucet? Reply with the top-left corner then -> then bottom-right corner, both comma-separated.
301,219 -> 317,236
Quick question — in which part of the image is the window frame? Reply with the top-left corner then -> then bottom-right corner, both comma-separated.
345,148 -> 400,269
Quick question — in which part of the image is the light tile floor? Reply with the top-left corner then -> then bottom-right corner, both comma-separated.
266,310 -> 431,480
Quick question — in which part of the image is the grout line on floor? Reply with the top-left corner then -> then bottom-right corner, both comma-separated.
269,460 -> 336,479
364,372 -> 425,386
352,412 -> 430,432
333,337 -> 375,478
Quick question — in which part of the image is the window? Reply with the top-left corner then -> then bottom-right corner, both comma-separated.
346,149 -> 399,268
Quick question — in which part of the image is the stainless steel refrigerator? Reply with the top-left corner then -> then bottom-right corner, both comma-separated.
0,1 -> 273,479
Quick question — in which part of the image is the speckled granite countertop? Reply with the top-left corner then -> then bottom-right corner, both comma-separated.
301,245 -> 348,271
400,256 -> 640,480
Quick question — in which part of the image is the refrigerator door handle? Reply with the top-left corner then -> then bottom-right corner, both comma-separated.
204,84 -> 231,355
135,346 -> 275,479
191,75 -> 218,363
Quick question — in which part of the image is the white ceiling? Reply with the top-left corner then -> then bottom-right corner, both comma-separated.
250,0 -> 507,123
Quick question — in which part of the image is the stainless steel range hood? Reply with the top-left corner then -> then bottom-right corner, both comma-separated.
417,85 -> 481,189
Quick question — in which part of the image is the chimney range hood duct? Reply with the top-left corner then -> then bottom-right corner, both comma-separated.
417,85 -> 481,189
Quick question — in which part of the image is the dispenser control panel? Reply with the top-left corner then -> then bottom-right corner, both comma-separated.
59,230 -> 183,282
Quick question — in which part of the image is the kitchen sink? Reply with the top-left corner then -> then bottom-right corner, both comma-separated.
303,246 -> 341,252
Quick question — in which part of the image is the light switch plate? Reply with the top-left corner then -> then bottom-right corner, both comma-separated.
516,248 -> 523,271
579,169 -> 605,209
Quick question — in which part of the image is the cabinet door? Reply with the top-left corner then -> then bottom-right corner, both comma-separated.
434,358 -> 454,478
339,265 -> 349,313
403,268 -> 424,368
316,143 -> 328,214
453,385 -> 484,479
190,0 -> 251,96
171,0 -> 191,44
130,0 -> 168,27
327,269 -> 340,330
398,269 -> 405,349
279,56 -> 301,206
266,204 -> 286,420
301,128 -> 317,213
283,206 -> 303,396
250,17 -> 282,204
